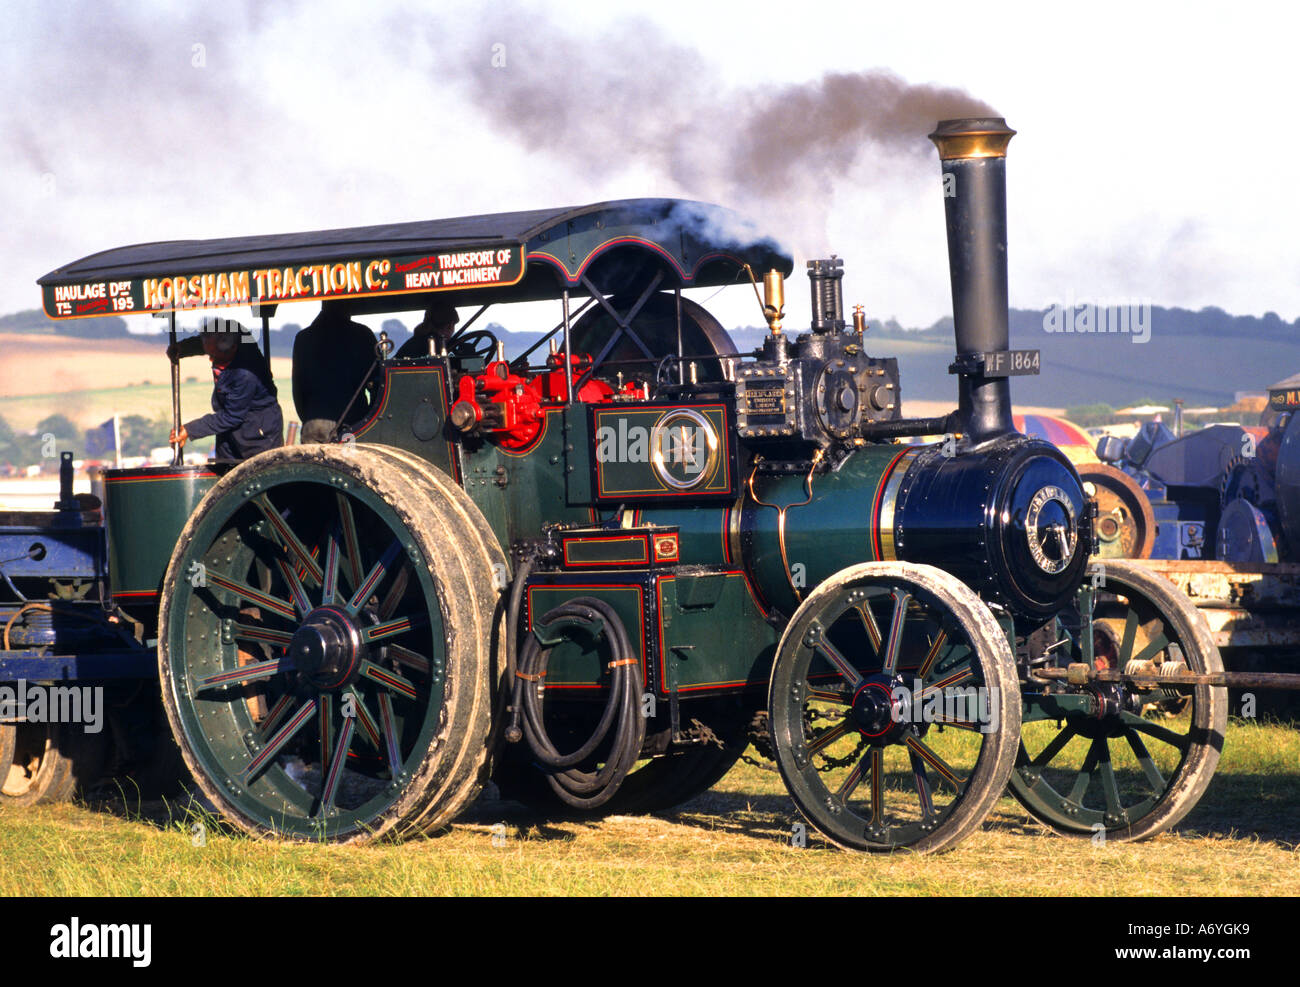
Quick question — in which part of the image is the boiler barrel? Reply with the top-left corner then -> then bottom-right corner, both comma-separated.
736,435 -> 1088,619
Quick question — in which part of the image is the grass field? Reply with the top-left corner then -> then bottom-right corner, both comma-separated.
1,717 -> 1295,896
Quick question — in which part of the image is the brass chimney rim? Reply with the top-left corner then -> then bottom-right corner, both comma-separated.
929,117 -> 1016,160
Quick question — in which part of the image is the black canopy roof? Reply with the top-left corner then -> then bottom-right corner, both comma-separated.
39,198 -> 792,320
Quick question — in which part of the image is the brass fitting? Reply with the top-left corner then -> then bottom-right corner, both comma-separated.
762,270 -> 785,336
928,117 -> 1016,160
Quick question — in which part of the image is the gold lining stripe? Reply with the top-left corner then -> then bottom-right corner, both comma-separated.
877,447 -> 924,561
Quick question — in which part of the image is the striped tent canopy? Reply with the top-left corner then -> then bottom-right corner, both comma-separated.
1013,414 -> 1098,464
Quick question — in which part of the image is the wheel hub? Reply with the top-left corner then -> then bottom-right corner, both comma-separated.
291,607 -> 363,690
850,675 -> 908,744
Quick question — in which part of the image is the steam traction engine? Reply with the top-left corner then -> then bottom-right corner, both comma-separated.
21,118 -> 1229,851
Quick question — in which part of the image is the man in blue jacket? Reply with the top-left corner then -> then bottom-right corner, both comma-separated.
169,318 -> 283,460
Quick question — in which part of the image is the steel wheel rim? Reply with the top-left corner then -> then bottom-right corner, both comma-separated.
1013,566 -> 1221,838
771,567 -> 1013,852
164,462 -> 446,840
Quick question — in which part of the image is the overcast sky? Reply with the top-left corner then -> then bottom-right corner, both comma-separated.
3,0 -> 1295,335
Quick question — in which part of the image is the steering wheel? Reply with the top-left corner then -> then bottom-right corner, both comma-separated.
448,329 -> 498,362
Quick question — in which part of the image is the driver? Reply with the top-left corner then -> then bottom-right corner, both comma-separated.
293,302 -> 380,443
168,317 -> 283,461
395,298 -> 457,359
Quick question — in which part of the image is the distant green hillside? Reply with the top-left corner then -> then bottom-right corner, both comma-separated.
5,302 -> 1294,410
877,306 -> 1298,408
1,308 -> 129,337
729,306 -> 1298,408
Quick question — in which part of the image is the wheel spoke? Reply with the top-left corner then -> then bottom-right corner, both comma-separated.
868,747 -> 883,824
904,734 -> 967,789
362,614 -> 424,644
255,693 -> 296,742
243,699 -> 317,782
377,692 -> 403,772
807,687 -> 851,705
319,715 -> 356,815
1117,609 -> 1138,665
379,565 -> 411,621
835,753 -> 868,801
855,601 -> 882,652
915,664 -> 974,707
813,634 -> 863,689
253,493 -> 323,585
1096,739 -> 1123,818
319,693 -> 334,770
387,644 -> 431,675
929,716 -> 983,731
916,628 -> 948,679
234,624 -> 294,648
807,718 -> 852,756
360,659 -> 418,701
1119,711 -> 1192,752
1067,737 -> 1103,804
909,749 -> 935,820
1031,721 -> 1080,768
343,687 -> 383,749
1132,633 -> 1170,667
347,539 -> 404,615
321,526 -> 342,607
194,658 -> 283,692
274,557 -> 313,618
881,591 -> 911,675
336,492 -> 365,592
1125,729 -> 1167,794
206,571 -> 297,621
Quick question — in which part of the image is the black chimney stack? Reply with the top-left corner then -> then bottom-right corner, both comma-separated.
929,118 -> 1016,445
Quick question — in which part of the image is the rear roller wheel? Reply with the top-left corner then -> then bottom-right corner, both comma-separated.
1012,559 -> 1226,841
359,445 -> 509,832
158,445 -> 496,842
769,562 -> 1020,853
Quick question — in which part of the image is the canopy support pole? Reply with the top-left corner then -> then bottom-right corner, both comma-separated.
168,311 -> 181,466
251,300 -> 277,376
676,288 -> 684,384
455,303 -> 491,335
562,290 -> 573,405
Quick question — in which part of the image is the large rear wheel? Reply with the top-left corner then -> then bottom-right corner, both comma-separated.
158,445 -> 497,842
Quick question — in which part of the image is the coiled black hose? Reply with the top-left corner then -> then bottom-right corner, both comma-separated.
507,596 -> 645,809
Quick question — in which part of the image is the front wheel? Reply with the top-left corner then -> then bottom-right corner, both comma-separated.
1011,559 -> 1226,841
768,562 -> 1020,853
